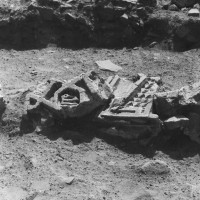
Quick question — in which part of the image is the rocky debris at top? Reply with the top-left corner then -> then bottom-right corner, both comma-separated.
159,0 -> 200,16
0,0 -> 199,50
159,0 -> 200,9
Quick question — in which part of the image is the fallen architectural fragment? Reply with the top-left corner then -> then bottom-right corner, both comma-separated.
188,8 -> 200,17
154,81 -> 200,143
23,71 -> 161,140
98,73 -> 161,139
96,60 -> 123,72
23,70 -> 200,144
23,71 -> 200,143
24,71 -> 112,130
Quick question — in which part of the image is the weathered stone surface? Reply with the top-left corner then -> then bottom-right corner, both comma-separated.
154,81 -> 200,143
96,60 -> 123,72
157,0 -> 171,8
194,3 -> 200,9
169,4 -> 179,11
140,160 -> 171,175
25,71 -> 112,119
188,8 -> 200,17
99,73 -> 161,139
154,81 -> 200,119
164,115 -> 189,130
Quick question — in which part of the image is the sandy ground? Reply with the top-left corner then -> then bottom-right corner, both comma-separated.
0,47 -> 200,199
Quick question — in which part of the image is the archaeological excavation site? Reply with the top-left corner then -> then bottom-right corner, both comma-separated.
2,0 -> 200,199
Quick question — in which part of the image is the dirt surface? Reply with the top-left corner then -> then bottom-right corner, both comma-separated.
0,47 -> 199,199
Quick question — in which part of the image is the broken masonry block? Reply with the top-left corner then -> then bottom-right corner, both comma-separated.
154,81 -> 200,144
96,60 -> 123,72
188,8 -> 200,17
98,73 -> 161,139
25,71 -> 112,121
53,71 -> 113,118
154,81 -> 200,120
164,116 -> 189,130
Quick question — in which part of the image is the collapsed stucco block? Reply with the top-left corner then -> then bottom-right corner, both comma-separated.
98,74 -> 161,138
164,116 -> 189,130
25,71 -> 112,119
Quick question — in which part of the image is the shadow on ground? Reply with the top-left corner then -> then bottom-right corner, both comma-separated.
32,119 -> 200,161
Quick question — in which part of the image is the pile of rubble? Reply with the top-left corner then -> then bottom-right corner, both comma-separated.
159,0 -> 200,16
0,65 -> 199,143
155,82 -> 200,143
14,69 -> 199,144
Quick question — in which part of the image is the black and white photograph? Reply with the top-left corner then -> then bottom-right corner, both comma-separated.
0,0 -> 200,199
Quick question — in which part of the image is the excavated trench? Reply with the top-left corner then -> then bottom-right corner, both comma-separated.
0,1 -> 199,51
0,0 -> 199,52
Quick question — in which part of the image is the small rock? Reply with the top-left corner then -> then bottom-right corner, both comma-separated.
62,58 -> 71,63
120,13 -> 129,24
149,41 -> 158,48
96,60 -> 123,72
133,46 -> 139,50
31,70 -> 38,76
63,65 -> 70,69
188,8 -> 200,17
169,4 -> 179,11
140,160 -> 171,175
181,7 -> 187,12
47,50 -> 56,53
59,176 -> 75,185
108,161 -> 116,166
35,125 -> 42,133
164,116 -> 189,130
194,3 -> 200,9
